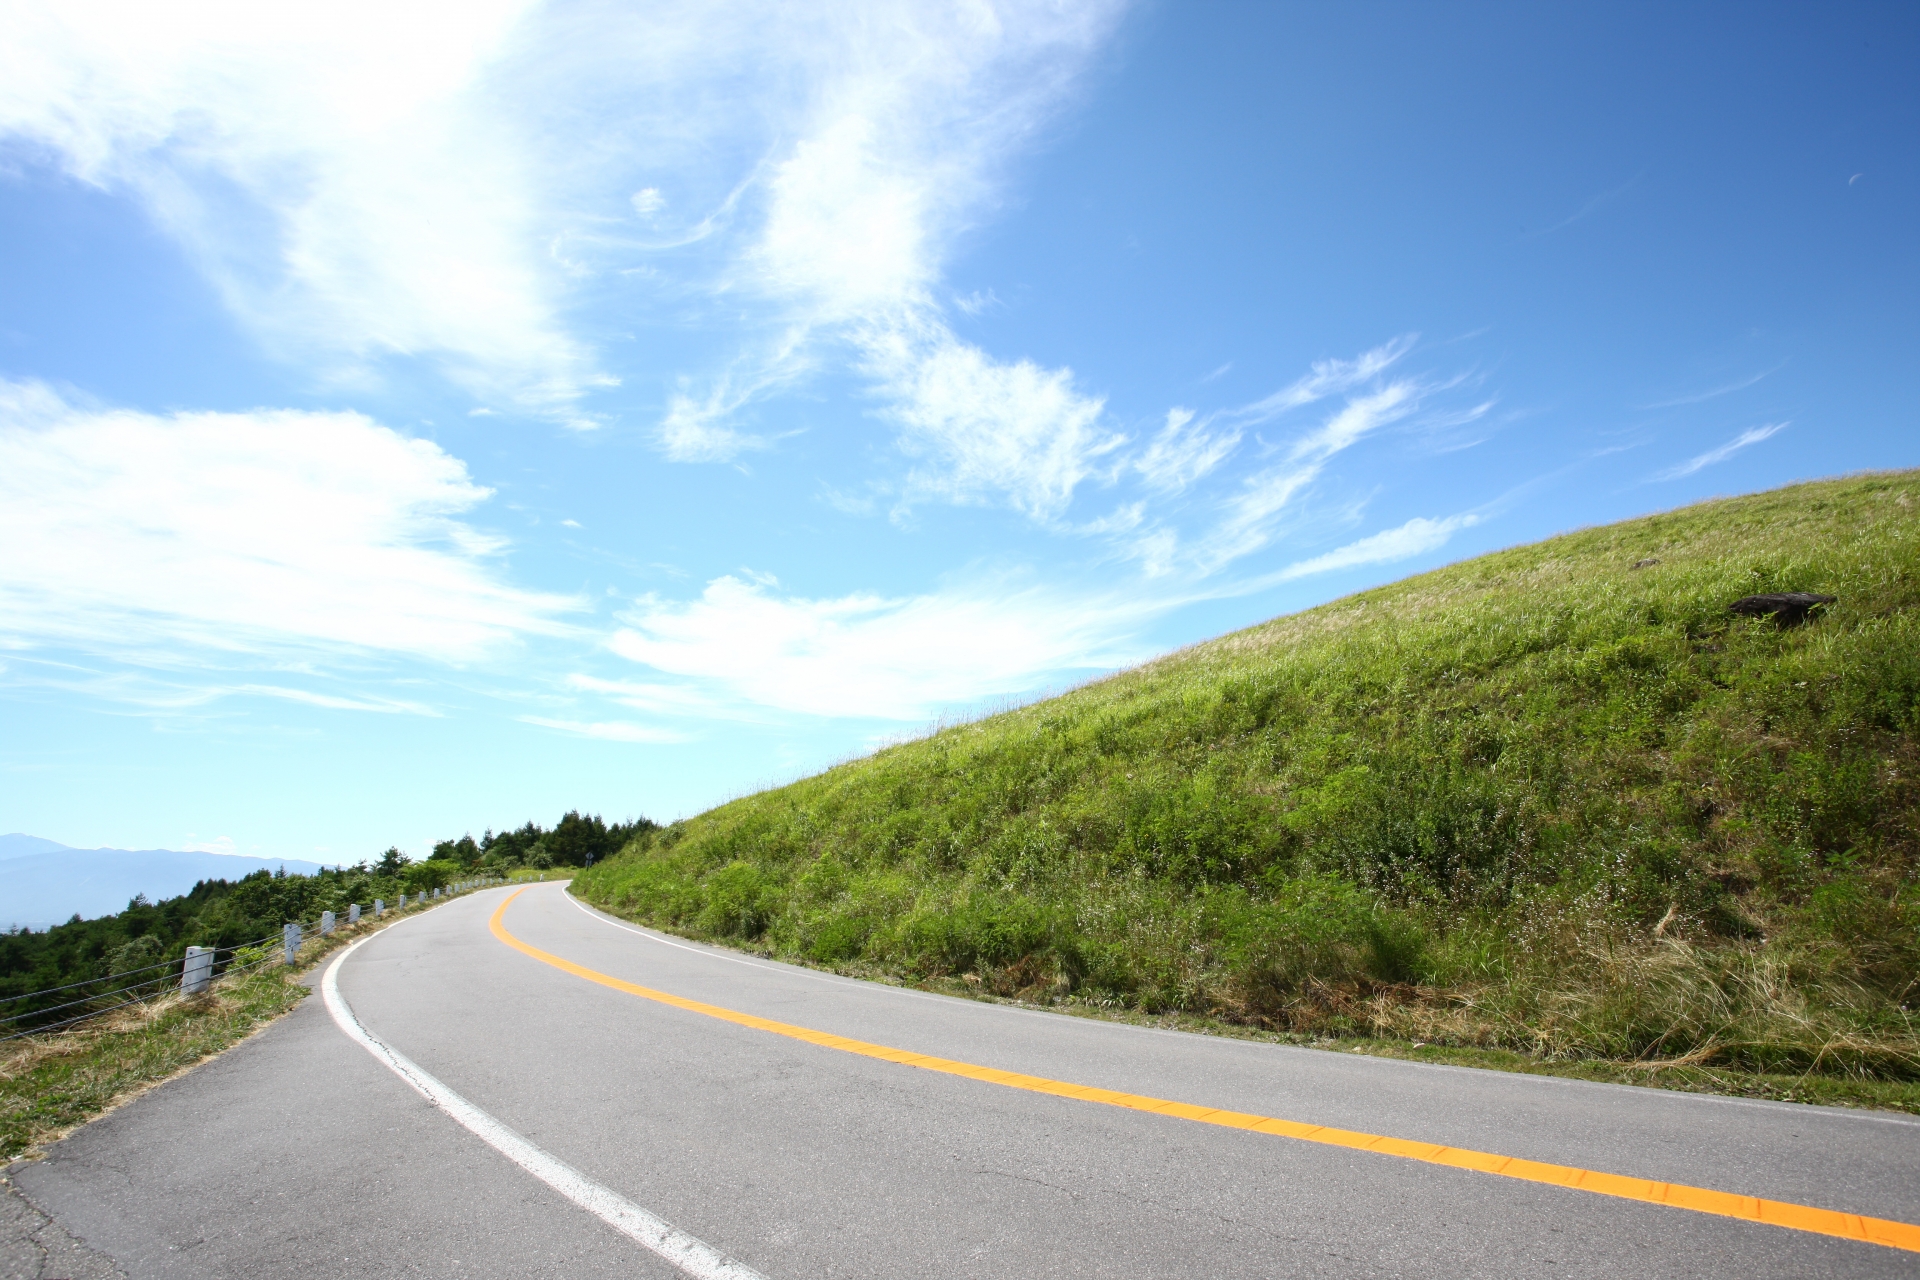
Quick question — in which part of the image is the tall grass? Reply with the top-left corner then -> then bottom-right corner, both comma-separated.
576,474 -> 1920,1084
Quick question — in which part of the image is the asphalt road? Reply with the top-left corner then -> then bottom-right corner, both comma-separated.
8,882 -> 1920,1278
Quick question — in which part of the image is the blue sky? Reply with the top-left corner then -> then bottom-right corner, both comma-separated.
1,1 -> 1914,862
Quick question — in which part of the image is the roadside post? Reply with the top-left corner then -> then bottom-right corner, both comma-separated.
321,910 -> 336,936
374,899 -> 384,917
348,903 -> 360,925
282,922 -> 301,966
180,946 -> 214,995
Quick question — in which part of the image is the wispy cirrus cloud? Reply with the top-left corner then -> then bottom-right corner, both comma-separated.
1637,366 -> 1781,409
0,381 -> 576,663
1271,513 -> 1481,582
1651,422 -> 1788,481
1132,408 -> 1241,494
1523,171 -> 1643,238
1213,335 -> 1419,431
0,656 -> 444,718
1126,337 -> 1422,501
1117,337 -> 1492,578
658,376 -> 784,463
235,686 -> 441,716
1180,382 -> 1426,574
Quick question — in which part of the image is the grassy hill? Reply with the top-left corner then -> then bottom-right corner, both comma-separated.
575,473 -> 1920,1093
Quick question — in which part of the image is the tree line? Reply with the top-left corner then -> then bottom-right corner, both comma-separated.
0,810 -> 656,1028
429,810 -> 657,872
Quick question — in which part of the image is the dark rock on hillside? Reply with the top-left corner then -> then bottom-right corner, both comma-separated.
1728,592 -> 1836,625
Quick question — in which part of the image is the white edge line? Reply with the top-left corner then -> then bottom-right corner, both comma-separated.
321,932 -> 769,1280
554,888 -> 1920,1130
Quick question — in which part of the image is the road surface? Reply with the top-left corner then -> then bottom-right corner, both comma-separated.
7,882 -> 1919,1278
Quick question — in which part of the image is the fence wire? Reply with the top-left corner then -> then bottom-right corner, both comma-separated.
0,879 -> 504,1044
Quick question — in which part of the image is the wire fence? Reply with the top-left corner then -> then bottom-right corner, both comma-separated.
0,877 -> 506,1044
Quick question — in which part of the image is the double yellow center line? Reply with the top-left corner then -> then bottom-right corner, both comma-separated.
490,888 -> 1920,1255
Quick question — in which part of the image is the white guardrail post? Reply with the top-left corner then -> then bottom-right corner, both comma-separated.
283,922 -> 301,965
180,945 -> 214,995
321,910 -> 336,936
349,903 -> 360,925
375,898 -> 385,917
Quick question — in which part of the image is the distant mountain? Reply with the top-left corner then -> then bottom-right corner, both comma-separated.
0,834 -> 71,860
0,835 -> 329,930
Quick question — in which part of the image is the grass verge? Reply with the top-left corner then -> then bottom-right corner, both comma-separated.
1,894 -> 461,1162
574,474 -> 1920,1113
909,975 -> 1920,1114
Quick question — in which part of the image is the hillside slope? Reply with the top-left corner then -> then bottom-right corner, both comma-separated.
576,474 -> 1920,1082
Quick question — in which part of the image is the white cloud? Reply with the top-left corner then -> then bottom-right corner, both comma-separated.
0,1 -> 1130,474
518,716 -> 687,744
738,6 -> 1121,321
608,573 -> 1151,720
1636,367 -> 1779,409
1213,335 -> 1417,431
236,685 -> 440,716
0,657 -> 444,717
0,381 -> 575,662
656,1 -> 1126,502
1182,377 -> 1435,574
1133,407 -> 1241,493
1273,513 -> 1480,582
1113,339 -> 1443,579
865,320 -> 1122,520
1651,422 -> 1788,481
750,112 -> 939,320
564,673 -> 722,716
0,0 -> 619,421
1286,380 -> 1423,461
658,379 -> 779,462
954,288 -> 1002,317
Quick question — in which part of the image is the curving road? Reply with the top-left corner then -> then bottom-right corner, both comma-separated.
8,882 -> 1920,1278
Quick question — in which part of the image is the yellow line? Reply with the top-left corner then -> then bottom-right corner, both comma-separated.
490,888 -> 1920,1255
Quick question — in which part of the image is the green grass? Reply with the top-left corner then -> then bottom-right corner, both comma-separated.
911,980 -> 1920,1113
574,473 -> 1920,1110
